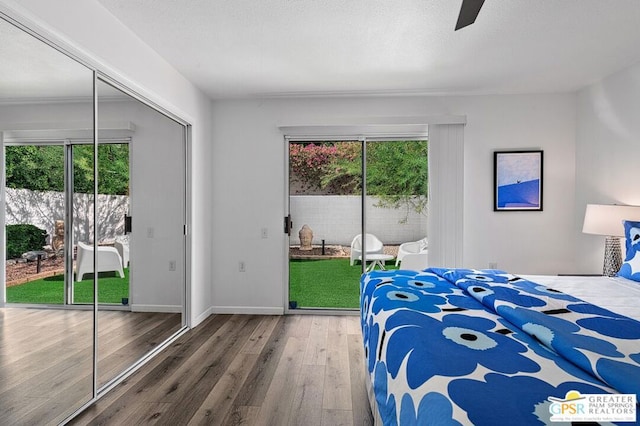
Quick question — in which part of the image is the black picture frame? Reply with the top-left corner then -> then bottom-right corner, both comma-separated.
494,150 -> 543,211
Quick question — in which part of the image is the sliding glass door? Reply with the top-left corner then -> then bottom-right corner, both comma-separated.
3,140 -> 130,306
4,143 -> 66,303
70,141 -> 130,307
287,138 -> 428,310
365,140 -> 429,273
288,140 -> 362,309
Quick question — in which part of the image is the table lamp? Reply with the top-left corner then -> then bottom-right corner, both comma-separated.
582,204 -> 640,276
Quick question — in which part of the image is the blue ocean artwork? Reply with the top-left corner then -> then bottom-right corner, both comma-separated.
497,179 -> 540,208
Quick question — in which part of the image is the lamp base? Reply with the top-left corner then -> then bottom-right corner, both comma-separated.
603,236 -> 622,277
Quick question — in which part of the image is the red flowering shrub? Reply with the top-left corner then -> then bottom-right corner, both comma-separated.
290,142 -> 356,194
289,143 -> 337,191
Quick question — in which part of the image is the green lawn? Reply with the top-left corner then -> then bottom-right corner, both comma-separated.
9,259 -> 386,308
6,269 -> 129,304
289,258 -> 396,309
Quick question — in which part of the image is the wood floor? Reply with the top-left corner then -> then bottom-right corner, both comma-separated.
70,314 -> 374,426
0,307 -> 182,425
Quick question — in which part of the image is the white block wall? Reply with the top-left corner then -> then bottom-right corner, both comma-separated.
289,195 -> 427,246
5,188 -> 128,244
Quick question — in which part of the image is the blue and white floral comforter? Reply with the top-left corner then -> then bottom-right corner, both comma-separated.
360,268 -> 640,425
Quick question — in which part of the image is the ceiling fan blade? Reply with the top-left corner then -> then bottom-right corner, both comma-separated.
455,0 -> 485,30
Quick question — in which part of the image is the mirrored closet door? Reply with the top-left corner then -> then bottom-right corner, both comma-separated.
0,16 -> 95,424
0,13 -> 188,424
95,78 -> 186,390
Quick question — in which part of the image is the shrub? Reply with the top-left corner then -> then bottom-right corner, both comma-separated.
6,224 -> 47,259
289,143 -> 339,192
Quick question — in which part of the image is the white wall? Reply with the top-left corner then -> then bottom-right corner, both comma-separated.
97,99 -> 186,312
575,61 -> 640,273
211,94 -> 577,313
290,195 -> 427,246
5,188 -> 128,244
1,0 -> 213,326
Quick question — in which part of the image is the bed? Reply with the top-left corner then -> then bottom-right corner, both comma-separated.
360,268 -> 640,425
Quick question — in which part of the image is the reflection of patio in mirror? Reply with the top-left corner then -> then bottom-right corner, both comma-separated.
5,251 -> 130,305
6,251 -> 66,287
0,308 -> 180,425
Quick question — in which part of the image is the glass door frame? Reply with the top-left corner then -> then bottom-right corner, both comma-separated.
283,131 -> 429,314
2,137 -> 131,307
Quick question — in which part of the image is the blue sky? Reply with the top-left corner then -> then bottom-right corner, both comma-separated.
496,152 -> 541,187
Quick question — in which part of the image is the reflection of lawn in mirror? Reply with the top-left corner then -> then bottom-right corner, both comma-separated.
289,259 -> 397,309
6,269 -> 129,304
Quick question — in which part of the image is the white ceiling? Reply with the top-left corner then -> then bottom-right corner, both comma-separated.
0,19 -> 94,101
94,0 -> 640,100
3,1 -> 640,102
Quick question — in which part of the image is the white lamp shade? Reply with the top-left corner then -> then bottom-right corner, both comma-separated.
582,204 -> 640,237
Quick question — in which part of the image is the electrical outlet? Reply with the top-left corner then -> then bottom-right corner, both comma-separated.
261,227 -> 268,239
169,260 -> 176,271
489,262 -> 498,269
239,261 -> 246,272
147,227 -> 155,238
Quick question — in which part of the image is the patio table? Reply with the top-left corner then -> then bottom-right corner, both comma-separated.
359,253 -> 394,272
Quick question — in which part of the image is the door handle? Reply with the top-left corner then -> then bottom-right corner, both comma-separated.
284,215 -> 292,235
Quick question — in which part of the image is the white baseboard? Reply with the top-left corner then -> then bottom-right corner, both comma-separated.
210,306 -> 284,315
131,304 -> 182,313
191,306 -> 215,328
188,306 -> 284,328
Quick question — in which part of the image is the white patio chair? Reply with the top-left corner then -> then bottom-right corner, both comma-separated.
350,233 -> 384,266
114,240 -> 130,268
75,241 -> 125,282
399,252 -> 429,271
395,237 -> 428,266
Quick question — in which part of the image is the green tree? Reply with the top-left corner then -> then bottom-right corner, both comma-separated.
319,142 -> 362,194
5,145 -> 65,191
97,144 -> 129,195
5,144 -> 129,195
365,141 -> 428,218
72,144 -> 129,195
318,141 -> 429,219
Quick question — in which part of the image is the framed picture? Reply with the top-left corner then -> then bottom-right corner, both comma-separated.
494,150 -> 543,211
